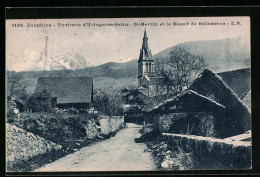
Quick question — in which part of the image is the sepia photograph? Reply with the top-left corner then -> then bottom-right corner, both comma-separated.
6,17 -> 251,172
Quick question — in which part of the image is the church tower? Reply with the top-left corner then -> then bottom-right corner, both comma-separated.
137,29 -> 155,87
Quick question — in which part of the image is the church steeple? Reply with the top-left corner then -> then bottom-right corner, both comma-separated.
139,28 -> 152,61
144,28 -> 147,37
137,29 -> 155,87
142,28 -> 148,49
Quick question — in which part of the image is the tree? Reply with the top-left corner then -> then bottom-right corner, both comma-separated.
26,90 -> 54,112
93,88 -> 123,116
6,72 -> 29,118
154,47 -> 207,95
6,72 -> 28,101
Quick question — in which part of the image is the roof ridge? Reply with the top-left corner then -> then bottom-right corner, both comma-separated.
146,89 -> 226,112
188,90 -> 226,108
192,69 -> 251,114
217,67 -> 250,74
240,87 -> 251,100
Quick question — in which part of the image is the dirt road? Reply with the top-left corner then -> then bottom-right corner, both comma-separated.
35,123 -> 155,171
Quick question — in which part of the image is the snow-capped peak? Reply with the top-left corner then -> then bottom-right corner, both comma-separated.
6,52 -> 94,72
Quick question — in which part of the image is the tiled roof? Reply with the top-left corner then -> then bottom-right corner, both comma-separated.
35,77 -> 93,104
145,90 -> 225,113
217,68 -> 250,98
189,68 -> 251,114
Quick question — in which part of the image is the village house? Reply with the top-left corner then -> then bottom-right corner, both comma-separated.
144,68 -> 251,139
35,76 -> 93,109
121,88 -> 148,124
122,88 -> 147,105
188,68 -> 251,137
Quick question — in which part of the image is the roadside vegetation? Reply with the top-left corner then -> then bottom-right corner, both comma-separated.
8,112 -> 99,150
138,129 -> 194,170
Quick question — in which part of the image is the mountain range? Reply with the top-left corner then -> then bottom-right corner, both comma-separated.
7,53 -> 94,72
7,36 -> 250,94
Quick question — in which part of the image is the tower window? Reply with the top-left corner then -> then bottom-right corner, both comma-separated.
146,63 -> 148,72
149,63 -> 151,72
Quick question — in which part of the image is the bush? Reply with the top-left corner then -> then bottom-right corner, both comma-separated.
6,99 -> 18,123
11,112 -> 98,149
26,90 -> 54,113
93,88 -> 123,116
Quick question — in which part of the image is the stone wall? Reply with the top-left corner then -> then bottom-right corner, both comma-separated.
153,113 -> 186,133
6,123 -> 62,166
161,133 -> 251,169
153,112 -> 215,137
84,115 -> 125,138
99,116 -> 125,135
84,119 -> 99,139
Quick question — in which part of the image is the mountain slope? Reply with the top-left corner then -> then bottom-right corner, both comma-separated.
153,36 -> 250,72
9,60 -> 138,94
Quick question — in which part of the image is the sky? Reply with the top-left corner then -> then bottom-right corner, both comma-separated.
6,17 -> 250,70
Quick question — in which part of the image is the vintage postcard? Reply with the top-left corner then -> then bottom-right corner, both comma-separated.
6,17 -> 251,172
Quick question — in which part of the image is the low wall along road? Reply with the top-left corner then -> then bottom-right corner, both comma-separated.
6,123 -> 62,170
161,133 -> 251,169
84,116 -> 125,138
6,115 -> 125,171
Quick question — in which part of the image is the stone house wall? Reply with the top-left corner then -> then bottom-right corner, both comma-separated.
153,112 -> 215,137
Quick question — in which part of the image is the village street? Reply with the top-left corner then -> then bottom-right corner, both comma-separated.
35,123 -> 156,171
